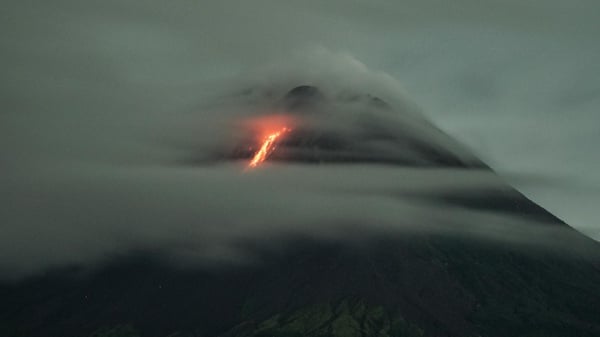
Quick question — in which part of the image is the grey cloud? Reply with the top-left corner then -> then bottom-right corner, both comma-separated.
2,0 -> 599,280
2,50 -> 592,281
1,161 -> 588,280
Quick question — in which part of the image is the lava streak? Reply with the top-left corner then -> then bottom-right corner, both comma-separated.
248,127 -> 290,168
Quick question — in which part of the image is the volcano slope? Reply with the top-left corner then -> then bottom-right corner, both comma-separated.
1,86 -> 599,337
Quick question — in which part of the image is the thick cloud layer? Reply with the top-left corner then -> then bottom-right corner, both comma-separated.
2,0 -> 599,280
2,49 -> 592,280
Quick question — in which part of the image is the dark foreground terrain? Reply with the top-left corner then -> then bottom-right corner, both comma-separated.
2,223 -> 599,337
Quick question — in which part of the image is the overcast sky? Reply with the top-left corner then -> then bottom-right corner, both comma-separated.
2,0 -> 599,278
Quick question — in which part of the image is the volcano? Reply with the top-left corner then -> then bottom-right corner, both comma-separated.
1,86 -> 599,337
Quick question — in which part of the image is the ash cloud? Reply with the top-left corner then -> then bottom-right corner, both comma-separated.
1,48 -> 593,281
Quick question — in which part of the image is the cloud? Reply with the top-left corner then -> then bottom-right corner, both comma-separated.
2,0 -> 599,280
1,160 -> 589,280
2,47 -> 594,280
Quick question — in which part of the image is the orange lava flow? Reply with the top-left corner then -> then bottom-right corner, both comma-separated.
248,127 -> 290,168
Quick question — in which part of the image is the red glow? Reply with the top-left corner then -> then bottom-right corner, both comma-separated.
248,127 -> 290,168
236,114 -> 299,169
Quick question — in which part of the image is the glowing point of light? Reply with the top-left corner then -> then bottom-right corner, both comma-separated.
248,127 -> 290,168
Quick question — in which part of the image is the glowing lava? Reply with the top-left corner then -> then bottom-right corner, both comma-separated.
248,127 -> 290,168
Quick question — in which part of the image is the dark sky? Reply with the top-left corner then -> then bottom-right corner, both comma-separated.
2,0 -> 599,279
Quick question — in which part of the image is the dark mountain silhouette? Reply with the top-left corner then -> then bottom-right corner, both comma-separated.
2,86 -> 599,337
